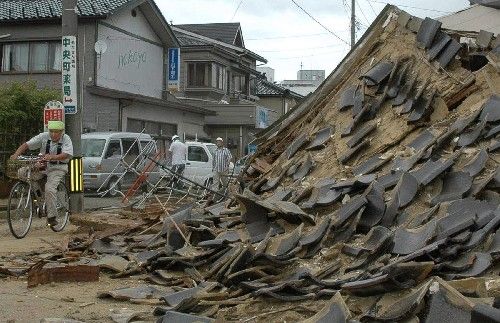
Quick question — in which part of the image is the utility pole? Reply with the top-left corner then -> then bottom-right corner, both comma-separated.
351,0 -> 356,48
62,0 -> 84,213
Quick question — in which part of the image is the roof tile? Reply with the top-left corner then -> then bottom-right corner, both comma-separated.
0,0 -> 133,21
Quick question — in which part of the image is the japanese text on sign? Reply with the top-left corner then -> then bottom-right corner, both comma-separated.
167,48 -> 180,92
43,100 -> 65,131
62,36 -> 77,114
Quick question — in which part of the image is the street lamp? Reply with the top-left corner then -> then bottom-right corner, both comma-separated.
0,34 -> 11,39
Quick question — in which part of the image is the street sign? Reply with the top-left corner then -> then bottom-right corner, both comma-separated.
43,100 -> 65,131
167,48 -> 180,92
62,35 -> 78,114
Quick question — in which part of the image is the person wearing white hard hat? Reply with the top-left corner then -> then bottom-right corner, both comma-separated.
10,120 -> 73,227
212,137 -> 232,191
168,135 -> 187,187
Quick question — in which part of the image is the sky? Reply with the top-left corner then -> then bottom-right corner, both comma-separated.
156,0 -> 471,82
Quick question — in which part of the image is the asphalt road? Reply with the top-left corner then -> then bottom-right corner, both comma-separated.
82,195 -> 124,210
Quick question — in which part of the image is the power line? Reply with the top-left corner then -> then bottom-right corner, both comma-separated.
258,43 -> 344,53
246,32 -> 330,41
356,1 -> 372,26
230,0 -> 244,21
364,0 -> 378,17
290,0 -> 350,45
366,0 -> 454,14
271,47 -> 348,60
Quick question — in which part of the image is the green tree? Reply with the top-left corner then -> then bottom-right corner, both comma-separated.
0,81 -> 60,129
0,81 -> 60,178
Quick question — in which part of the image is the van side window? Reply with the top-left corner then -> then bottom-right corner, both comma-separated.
188,146 -> 208,162
105,140 -> 121,159
141,140 -> 157,157
122,139 -> 140,165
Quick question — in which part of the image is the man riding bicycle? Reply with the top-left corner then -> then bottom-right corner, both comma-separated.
10,120 -> 73,227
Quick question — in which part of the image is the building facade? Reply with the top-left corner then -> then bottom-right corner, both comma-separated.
171,23 -> 277,157
280,69 -> 326,96
257,66 -> 275,83
256,77 -> 303,119
0,0 -> 212,151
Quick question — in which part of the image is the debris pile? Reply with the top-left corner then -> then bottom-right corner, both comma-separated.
2,6 -> 500,322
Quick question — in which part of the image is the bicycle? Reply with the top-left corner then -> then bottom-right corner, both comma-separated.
6,156 -> 70,239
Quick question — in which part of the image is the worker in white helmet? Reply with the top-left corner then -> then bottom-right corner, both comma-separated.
169,135 -> 187,187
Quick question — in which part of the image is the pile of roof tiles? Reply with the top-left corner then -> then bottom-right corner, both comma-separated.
60,6 -> 500,322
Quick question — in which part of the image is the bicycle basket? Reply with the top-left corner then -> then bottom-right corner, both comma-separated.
6,159 -> 28,179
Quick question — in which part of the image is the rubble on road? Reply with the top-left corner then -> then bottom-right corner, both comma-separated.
2,5 -> 500,322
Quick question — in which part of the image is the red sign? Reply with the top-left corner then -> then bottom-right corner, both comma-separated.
43,100 -> 65,131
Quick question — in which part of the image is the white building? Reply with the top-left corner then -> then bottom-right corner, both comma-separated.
257,66 -> 275,83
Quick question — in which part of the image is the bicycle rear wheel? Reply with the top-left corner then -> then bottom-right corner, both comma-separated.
7,181 -> 33,239
49,182 -> 70,232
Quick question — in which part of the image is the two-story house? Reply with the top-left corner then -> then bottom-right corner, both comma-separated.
256,76 -> 304,118
171,23 -> 277,157
0,0 -> 213,153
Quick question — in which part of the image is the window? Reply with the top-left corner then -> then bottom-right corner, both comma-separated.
1,41 -> 61,73
122,138 -> 140,166
1,43 -> 29,72
188,146 -> 208,162
187,62 -> 211,87
232,73 -> 247,94
48,42 -> 62,72
213,63 -> 225,90
249,76 -> 257,96
82,139 -> 106,157
30,42 -> 49,72
105,140 -> 122,159
140,140 -> 157,157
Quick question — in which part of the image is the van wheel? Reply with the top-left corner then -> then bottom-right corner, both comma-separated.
107,177 -> 121,197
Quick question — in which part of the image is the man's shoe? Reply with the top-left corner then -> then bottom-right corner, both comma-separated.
47,217 -> 58,227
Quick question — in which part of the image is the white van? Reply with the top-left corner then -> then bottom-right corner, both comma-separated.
176,141 -> 216,186
82,132 -> 160,196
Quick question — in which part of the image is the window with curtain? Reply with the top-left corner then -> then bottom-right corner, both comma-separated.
30,42 -> 49,72
1,43 -> 29,72
1,41 -> 61,73
49,42 -> 62,71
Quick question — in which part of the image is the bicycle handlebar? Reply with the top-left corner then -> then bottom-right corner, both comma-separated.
17,155 -> 43,161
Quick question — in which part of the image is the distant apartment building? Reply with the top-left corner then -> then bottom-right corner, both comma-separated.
280,69 -> 326,96
297,69 -> 325,82
257,66 -> 275,83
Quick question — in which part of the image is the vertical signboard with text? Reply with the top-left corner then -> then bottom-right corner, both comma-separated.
255,106 -> 269,129
43,101 -> 65,131
167,48 -> 180,92
62,35 -> 78,114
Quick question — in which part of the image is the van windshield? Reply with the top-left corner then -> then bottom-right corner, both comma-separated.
82,139 -> 106,157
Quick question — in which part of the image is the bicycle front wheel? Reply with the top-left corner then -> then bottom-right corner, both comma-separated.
7,181 -> 33,239
49,182 -> 70,232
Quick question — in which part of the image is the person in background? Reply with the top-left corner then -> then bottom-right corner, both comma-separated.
212,137 -> 232,191
169,135 -> 187,187
10,120 -> 73,227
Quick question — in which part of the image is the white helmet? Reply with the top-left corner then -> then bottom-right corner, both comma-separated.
172,135 -> 180,141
